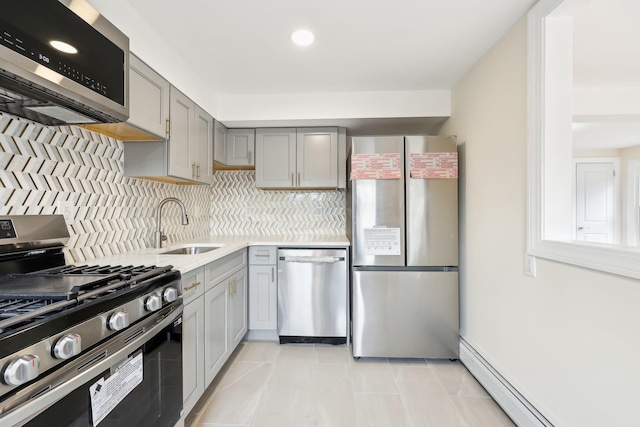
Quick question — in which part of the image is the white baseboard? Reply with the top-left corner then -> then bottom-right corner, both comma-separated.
459,338 -> 554,427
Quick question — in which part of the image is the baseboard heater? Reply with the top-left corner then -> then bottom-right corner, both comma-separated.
459,338 -> 555,427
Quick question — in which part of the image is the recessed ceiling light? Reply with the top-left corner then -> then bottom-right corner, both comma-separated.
50,40 -> 78,54
291,29 -> 315,47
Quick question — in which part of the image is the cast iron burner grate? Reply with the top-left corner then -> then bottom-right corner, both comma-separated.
0,264 -> 171,336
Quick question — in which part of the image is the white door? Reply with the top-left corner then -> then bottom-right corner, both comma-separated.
575,162 -> 616,243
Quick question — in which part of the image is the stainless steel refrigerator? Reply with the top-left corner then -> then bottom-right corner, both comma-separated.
348,135 -> 459,359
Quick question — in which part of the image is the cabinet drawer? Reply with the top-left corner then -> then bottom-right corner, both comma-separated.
181,267 -> 205,304
248,246 -> 277,265
205,250 -> 247,291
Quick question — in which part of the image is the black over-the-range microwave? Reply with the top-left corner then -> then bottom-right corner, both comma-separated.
0,0 -> 129,125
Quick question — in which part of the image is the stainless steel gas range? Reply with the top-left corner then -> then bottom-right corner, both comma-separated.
0,215 -> 183,427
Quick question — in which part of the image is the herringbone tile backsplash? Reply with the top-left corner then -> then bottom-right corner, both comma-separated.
211,171 -> 345,236
0,113 -> 345,263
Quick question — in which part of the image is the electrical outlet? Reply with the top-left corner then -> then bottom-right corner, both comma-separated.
524,254 -> 537,278
57,201 -> 73,221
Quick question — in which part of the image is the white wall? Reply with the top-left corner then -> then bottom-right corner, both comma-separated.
216,90 -> 450,122
441,16 -> 640,427
86,0 -> 220,116
574,87 -> 640,119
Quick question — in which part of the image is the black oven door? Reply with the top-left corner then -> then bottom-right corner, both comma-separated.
4,304 -> 183,427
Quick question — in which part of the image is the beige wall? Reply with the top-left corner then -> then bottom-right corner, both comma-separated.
441,16 -> 640,427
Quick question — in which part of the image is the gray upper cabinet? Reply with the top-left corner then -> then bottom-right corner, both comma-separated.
214,120 -> 227,164
194,105 -> 214,184
255,128 -> 297,188
297,127 -> 338,188
123,86 -> 213,184
213,124 -> 255,167
83,53 -> 169,141
255,127 -> 339,188
168,87 -> 195,180
226,129 -> 255,166
127,53 -> 170,140
169,90 -> 213,183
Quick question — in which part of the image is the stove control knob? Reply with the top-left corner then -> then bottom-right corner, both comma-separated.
4,355 -> 40,386
163,287 -> 178,303
145,295 -> 162,312
108,311 -> 129,331
53,333 -> 82,360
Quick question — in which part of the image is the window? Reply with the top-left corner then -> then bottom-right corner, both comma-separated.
527,0 -> 640,278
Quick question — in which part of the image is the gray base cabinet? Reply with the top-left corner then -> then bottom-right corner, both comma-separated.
248,246 -> 277,331
182,294 -> 205,416
229,268 -> 248,348
182,250 -> 248,416
181,267 -> 205,417
204,279 -> 229,387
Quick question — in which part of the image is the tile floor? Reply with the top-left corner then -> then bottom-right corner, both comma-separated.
186,341 -> 515,427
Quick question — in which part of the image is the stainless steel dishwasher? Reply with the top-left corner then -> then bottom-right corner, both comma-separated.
277,248 -> 348,344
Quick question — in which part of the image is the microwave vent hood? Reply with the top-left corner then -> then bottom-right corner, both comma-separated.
0,0 -> 129,126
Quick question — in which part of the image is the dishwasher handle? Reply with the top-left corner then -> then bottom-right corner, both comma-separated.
279,255 -> 345,264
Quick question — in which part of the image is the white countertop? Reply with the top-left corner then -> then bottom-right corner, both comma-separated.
82,235 -> 349,274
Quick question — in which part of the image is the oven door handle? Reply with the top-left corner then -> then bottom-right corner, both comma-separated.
1,305 -> 183,427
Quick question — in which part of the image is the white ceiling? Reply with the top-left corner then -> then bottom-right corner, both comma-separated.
124,0 -> 536,96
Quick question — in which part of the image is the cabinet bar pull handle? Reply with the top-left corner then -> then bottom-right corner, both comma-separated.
166,119 -> 171,138
184,281 -> 201,291
249,149 -> 253,164
196,163 -> 201,179
271,267 -> 274,282
298,172 -> 300,186
291,173 -> 294,186
254,254 -> 270,258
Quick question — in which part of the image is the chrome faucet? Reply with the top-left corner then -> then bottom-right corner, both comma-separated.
154,197 -> 189,249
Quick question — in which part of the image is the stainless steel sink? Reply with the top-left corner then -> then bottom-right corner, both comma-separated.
159,246 -> 221,255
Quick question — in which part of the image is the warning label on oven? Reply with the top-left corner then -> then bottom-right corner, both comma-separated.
90,352 -> 143,426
